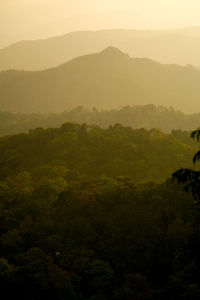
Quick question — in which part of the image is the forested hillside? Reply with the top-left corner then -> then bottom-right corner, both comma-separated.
0,122 -> 199,299
0,175 -> 197,299
3,2 -> 200,299
1,105 -> 200,136
0,122 -> 196,183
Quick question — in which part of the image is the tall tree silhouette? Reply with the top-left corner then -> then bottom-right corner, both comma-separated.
173,129 -> 200,202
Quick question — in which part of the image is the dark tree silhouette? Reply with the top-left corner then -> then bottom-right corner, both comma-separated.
173,129 -> 200,202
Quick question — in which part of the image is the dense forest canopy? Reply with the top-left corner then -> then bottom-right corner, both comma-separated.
1,105 -> 200,136
0,166 -> 197,299
2,16 -> 200,300
0,121 -> 199,299
0,122 -> 197,184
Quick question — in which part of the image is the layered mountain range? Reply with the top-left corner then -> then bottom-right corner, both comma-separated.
1,28 -> 200,71
0,47 -> 199,113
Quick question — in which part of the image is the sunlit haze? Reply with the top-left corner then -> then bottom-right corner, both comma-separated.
2,1 -> 200,297
1,0 -> 200,46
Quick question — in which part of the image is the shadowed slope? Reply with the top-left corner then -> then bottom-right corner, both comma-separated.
0,47 -> 200,113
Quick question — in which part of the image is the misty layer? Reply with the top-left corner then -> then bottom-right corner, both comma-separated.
0,47 -> 199,114
2,29 -> 200,71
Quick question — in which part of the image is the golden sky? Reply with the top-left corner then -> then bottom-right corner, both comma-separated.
1,0 -> 200,45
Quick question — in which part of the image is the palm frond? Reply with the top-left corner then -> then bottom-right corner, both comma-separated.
191,130 -> 200,142
172,168 -> 200,184
193,150 -> 200,164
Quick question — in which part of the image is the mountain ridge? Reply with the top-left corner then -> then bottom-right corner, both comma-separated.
0,48 -> 200,114
2,29 -> 200,71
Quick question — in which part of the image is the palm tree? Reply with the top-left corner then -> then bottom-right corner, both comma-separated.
172,129 -> 200,203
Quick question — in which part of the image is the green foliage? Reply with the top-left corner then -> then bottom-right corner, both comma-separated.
0,122 -> 199,299
2,105 -> 200,136
0,174 -> 196,299
0,122 -> 196,184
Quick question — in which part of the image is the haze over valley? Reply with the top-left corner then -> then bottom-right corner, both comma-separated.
2,1 -> 200,299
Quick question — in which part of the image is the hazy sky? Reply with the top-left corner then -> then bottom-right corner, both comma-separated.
1,0 -> 200,45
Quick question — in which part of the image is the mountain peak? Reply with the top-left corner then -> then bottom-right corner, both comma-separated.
100,47 -> 129,58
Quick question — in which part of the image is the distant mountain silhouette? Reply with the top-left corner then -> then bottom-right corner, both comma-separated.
2,29 -> 200,71
0,47 -> 200,113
